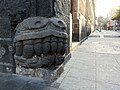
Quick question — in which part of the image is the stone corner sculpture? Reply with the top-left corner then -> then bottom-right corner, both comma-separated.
14,17 -> 68,69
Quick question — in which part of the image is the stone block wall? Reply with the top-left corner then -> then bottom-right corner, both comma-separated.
14,0 -> 71,81
0,18 -> 13,73
54,0 -> 71,54
0,0 -> 71,77
36,0 -> 54,17
71,0 -> 80,41
71,0 -> 95,42
0,0 -> 34,73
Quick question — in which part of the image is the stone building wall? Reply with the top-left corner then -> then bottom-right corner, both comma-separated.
79,0 -> 86,17
87,0 -> 95,32
14,0 -> 71,81
0,0 -> 33,73
54,0 -> 71,54
71,0 -> 95,42
0,0 -> 71,75
71,0 -> 80,41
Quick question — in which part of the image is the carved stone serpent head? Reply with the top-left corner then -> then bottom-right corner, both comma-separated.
14,17 -> 68,68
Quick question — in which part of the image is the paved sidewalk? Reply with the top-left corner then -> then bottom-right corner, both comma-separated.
51,30 -> 120,90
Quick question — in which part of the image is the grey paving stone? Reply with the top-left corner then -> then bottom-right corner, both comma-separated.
53,30 -> 120,90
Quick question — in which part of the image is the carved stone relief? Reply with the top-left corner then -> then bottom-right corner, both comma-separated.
14,17 -> 68,68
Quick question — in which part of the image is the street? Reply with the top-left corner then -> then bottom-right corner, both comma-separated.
51,30 -> 120,90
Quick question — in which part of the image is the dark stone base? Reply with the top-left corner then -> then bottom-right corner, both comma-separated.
16,53 -> 71,82
0,73 -> 56,90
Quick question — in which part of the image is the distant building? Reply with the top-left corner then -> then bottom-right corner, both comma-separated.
107,20 -> 113,30
107,20 -> 120,30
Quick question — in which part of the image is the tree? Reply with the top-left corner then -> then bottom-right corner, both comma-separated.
97,16 -> 109,29
111,6 -> 120,20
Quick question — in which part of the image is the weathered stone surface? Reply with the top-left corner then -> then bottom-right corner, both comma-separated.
14,17 -> 68,68
0,73 -> 52,90
0,0 -> 33,30
54,0 -> 71,54
0,0 -> 71,82
0,0 -> 31,16
0,18 -> 11,38
36,0 -> 54,17
0,2 -> 36,73
16,65 -> 64,82
0,18 -> 13,73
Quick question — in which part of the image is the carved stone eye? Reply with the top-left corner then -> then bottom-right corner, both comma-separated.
50,18 -> 66,30
58,21 -> 64,26
35,21 -> 41,27
22,17 -> 49,29
58,21 -> 66,29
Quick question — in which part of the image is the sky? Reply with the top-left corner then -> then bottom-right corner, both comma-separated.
95,0 -> 120,17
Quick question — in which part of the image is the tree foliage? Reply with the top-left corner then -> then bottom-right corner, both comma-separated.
97,16 -> 109,27
111,6 -> 120,20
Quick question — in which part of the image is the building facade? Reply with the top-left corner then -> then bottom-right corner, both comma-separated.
71,0 -> 95,42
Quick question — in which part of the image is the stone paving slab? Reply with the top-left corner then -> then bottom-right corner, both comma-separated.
52,30 -> 120,90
